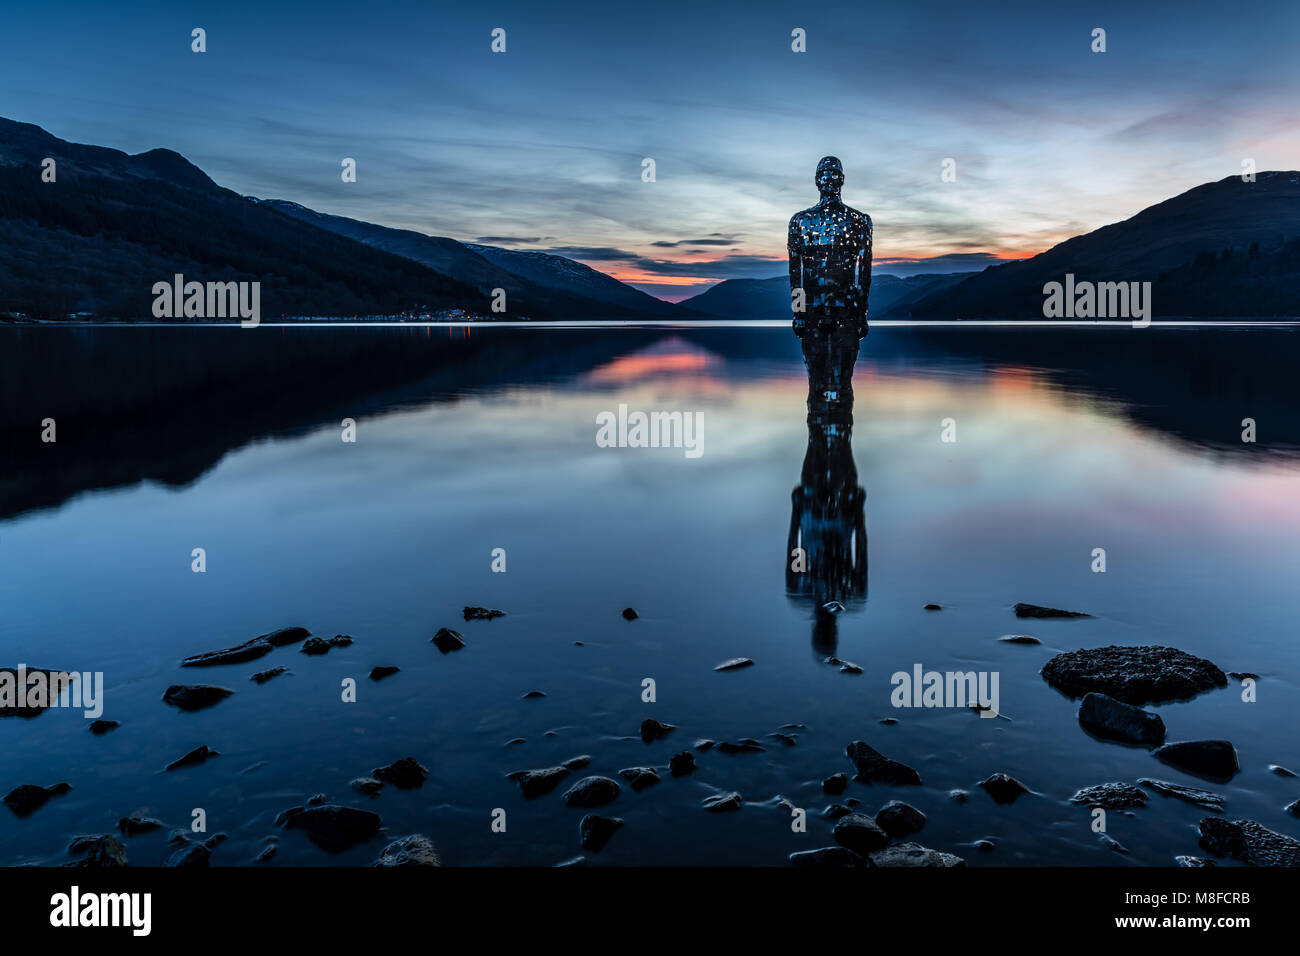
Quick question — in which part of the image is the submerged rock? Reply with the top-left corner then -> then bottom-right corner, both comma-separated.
563,776 -> 621,808
562,755 -> 591,771
870,842 -> 965,867
463,606 -> 505,622
67,834 -> 127,867
948,789 -> 970,803
1198,818 -> 1300,866
432,628 -> 465,653
619,767 -> 661,791
621,608 -> 638,621
509,766 -> 571,799
694,739 -> 716,751
822,804 -> 853,820
790,846 -> 869,867
1042,645 -> 1226,704
276,804 -> 382,851
823,773 -> 848,795
833,813 -> 889,855
1138,778 -> 1225,811
166,834 -> 226,867
251,666 -> 287,684
718,739 -> 765,754
923,604 -> 942,611
979,773 -> 1031,804
1069,782 -> 1147,809
668,752 -> 696,777
768,732 -> 799,746
715,658 -> 754,671
875,800 -> 927,837
4,782 -> 71,816
998,634 -> 1041,644
180,627 -> 310,667
302,634 -> 352,655
521,690 -> 546,699
1014,602 -> 1090,619
372,757 -> 428,789
1268,764 -> 1297,778
1153,740 -> 1239,781
372,834 -> 440,867
118,815 -> 164,836
1175,855 -> 1216,867
89,719 -> 119,734
166,745 -> 219,771
702,791 -> 743,812
1284,799 -> 1300,818
162,684 -> 233,711
1077,692 -> 1166,745
640,718 -> 675,742
350,777 -> 384,796
845,741 -> 922,785
369,666 -> 399,680
579,814 -> 623,852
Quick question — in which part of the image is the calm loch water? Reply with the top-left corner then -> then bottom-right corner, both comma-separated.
1,324 -> 1298,866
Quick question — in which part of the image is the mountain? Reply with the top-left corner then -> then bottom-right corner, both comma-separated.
260,199 -> 682,318
680,272 -> 968,320
898,173 -> 1300,319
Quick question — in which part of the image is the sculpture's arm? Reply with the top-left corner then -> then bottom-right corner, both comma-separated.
788,218 -> 805,336
855,217 -> 873,335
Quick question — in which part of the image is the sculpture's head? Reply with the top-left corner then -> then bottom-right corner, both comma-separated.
815,156 -> 844,197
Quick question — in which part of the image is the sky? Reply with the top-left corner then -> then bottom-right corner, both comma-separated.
2,0 -> 1298,299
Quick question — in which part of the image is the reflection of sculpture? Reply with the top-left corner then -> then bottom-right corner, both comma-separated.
788,156 -> 873,338
786,322 -> 867,656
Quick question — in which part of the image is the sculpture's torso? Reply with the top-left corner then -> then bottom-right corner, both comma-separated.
788,199 -> 873,319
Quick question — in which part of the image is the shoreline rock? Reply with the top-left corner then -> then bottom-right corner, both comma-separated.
1042,645 -> 1226,704
1077,692 -> 1166,745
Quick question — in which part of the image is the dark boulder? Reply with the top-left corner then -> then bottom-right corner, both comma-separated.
621,608 -> 638,621
822,772 -> 848,795
1153,740 -> 1239,781
166,744 -> 219,771
180,626 -> 310,666
372,757 -> 429,789
1138,778 -> 1225,811
89,719 -> 119,734
372,834 -> 440,867
4,782 -> 70,816
833,813 -> 889,854
1077,692 -> 1166,745
718,739 -> 765,754
369,666 -> 399,680
870,842 -> 965,867
508,766 -> 571,799
250,666 -> 287,684
1069,782 -> 1147,809
789,846 -> 869,867
1014,602 -> 1090,619
118,815 -> 164,836
845,741 -> 922,785
67,834 -> 127,867
276,804 -> 382,852
668,752 -> 696,777
432,628 -> 465,653
714,657 -> 754,671
640,718 -> 675,742
702,791 -> 743,812
979,773 -> 1031,804
875,800 -> 927,837
162,684 -> 233,711
1198,818 -> 1300,866
301,634 -> 352,655
463,606 -> 505,621
619,767 -> 660,792
1041,645 -> 1226,704
579,814 -> 623,852
562,776 -> 621,808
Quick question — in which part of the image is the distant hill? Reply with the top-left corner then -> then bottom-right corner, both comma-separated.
260,199 -> 682,318
680,272 -> 968,320
900,173 -> 1300,318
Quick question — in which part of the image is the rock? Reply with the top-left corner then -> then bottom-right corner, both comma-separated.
1138,778 -> 1225,811
302,634 -> 352,655
870,842 -> 965,867
694,739 -> 716,751
4,782 -> 70,816
432,628 -> 465,653
823,773 -> 848,795
372,834 -> 440,867
350,776 -> 384,796
251,666 -> 287,684
974,839 -> 996,853
369,666 -> 399,680
846,798 -> 860,807
715,658 -> 754,671
463,606 -> 505,621
307,793 -> 327,806
180,627 -> 311,666
118,815 -> 164,836
1015,602 -> 1090,619
718,739 -> 765,754
879,717 -> 898,725
979,773 -> 1031,804
822,804 -> 853,820
521,690 -> 546,699
668,752 -> 696,777
0,667 -> 77,718
923,604 -> 942,611
1153,740 -> 1239,781
563,776 -> 621,808
619,767 -> 661,792
824,657 -> 862,674
845,741 -> 922,785
162,684 -> 233,711
702,791 -> 743,812
1042,645 -> 1226,704
1285,799 -> 1300,818
579,814 -> 624,852
789,846 -> 869,867
875,800 -> 927,837
833,813 -> 889,854
1269,764 -> 1297,777
167,834 -> 226,867
1070,782 -> 1147,809
1198,818 -> 1300,866
999,634 -> 1041,644
640,718 -> 675,742
276,804 -> 382,851
1175,855 -> 1216,867
509,766 -> 571,799
372,757 -> 429,789
1228,671 -> 1258,680
819,601 -> 844,616
256,843 -> 278,863
67,834 -> 127,867
166,745 -> 219,771
768,732 -> 798,746
89,719 -> 119,734
948,789 -> 969,803
562,755 -> 591,771
1099,834 -> 1129,854
621,607 -> 638,621
504,738 -> 526,747
1077,692 -> 1166,745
